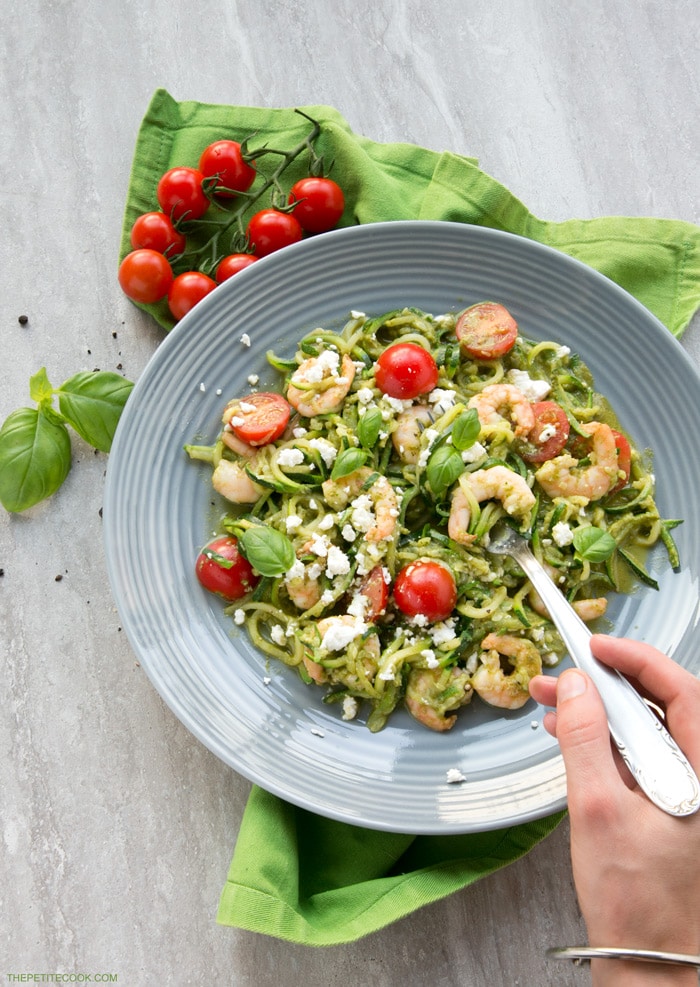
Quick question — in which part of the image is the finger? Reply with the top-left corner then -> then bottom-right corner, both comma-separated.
528,674 -> 557,707
590,635 -> 700,756
552,669 -> 627,817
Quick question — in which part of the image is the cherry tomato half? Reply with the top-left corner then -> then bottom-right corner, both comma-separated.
521,401 -> 570,463
246,209 -> 303,257
358,565 -> 390,620
393,560 -> 457,623
215,253 -> 259,283
118,249 -> 174,304
288,177 -> 345,233
375,342 -> 439,399
455,302 -> 518,359
195,535 -> 260,601
157,166 -> 209,221
199,140 -> 256,197
610,429 -> 632,493
130,212 -> 186,257
167,271 -> 217,321
227,392 -> 291,447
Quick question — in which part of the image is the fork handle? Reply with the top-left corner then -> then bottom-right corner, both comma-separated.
517,548 -> 700,817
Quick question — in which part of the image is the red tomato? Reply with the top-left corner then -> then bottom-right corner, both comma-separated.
375,342 -> 439,399
118,249 -> 173,304
130,212 -> 186,257
228,392 -> 291,446
288,177 -> 345,233
521,401 -> 570,462
611,429 -> 632,492
157,167 -> 209,221
167,271 -> 217,321
358,566 -> 389,619
455,302 -> 518,359
199,140 -> 256,197
215,253 -> 259,283
393,560 -> 457,623
246,209 -> 303,257
195,536 -> 260,601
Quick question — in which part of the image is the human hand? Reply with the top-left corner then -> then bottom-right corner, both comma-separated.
529,634 -> 700,986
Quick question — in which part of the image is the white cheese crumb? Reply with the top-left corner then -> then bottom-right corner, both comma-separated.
342,696 -> 359,720
240,333 -> 251,347
309,437 -> 338,466
446,768 -> 466,784
233,609 -> 246,626
285,515 -> 303,532
461,441 -> 487,463
310,727 -> 325,738
199,382 -> 206,392
326,545 -> 351,577
270,625 -> 286,645
292,427 -> 308,438
263,676 -> 272,686
422,649 -> 439,669
530,720 -> 540,730
350,310 -> 366,319
357,387 -> 375,405
321,618 -> 367,652
277,448 -> 305,467
506,369 -> 551,401
247,374 -> 259,386
552,522 -> 574,547
318,514 -> 335,531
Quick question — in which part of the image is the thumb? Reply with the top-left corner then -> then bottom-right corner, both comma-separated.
554,669 -> 622,813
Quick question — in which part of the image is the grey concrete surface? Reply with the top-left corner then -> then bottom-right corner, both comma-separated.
1,1 -> 698,985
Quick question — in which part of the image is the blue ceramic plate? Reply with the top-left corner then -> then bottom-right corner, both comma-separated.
103,221 -> 700,833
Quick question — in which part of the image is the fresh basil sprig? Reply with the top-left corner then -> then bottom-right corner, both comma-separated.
572,526 -> 617,562
0,367 -> 133,512
426,445 -> 464,497
357,407 -> 383,449
451,408 -> 480,451
240,525 -> 296,576
331,447 -> 367,481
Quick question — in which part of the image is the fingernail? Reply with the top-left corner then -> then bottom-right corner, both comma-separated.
558,669 -> 587,700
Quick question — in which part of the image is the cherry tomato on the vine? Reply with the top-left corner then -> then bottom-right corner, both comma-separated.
455,302 -> 518,359
157,166 -> 209,221
227,392 -> 291,446
393,560 -> 457,623
118,249 -> 174,304
195,535 -> 260,601
130,212 -> 186,257
215,253 -> 259,283
167,271 -> 217,321
288,176 -> 345,233
521,400 -> 570,463
246,209 -> 303,257
375,342 -> 439,399
199,140 -> 256,197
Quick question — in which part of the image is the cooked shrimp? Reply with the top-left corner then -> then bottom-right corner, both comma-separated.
405,666 -> 473,732
391,405 -> 434,464
212,458 -> 264,504
322,467 -> 399,542
285,567 -> 323,610
448,465 -> 536,544
468,383 -> 535,438
286,351 -> 356,417
471,633 -> 542,709
220,429 -> 257,458
535,421 -> 619,502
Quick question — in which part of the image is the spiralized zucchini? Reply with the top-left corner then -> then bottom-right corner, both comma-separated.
188,306 -> 681,733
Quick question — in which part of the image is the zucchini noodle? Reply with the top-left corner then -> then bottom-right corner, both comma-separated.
187,306 -> 681,733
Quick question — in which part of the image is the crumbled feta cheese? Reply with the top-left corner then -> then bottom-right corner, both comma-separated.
430,619 -> 457,646
321,618 -> 367,652
350,495 -> 375,533
270,624 -> 286,645
342,696 -> 359,720
325,545 -> 351,577
320,589 -> 335,605
285,514 -> 303,532
239,333 -> 251,347
538,423 -> 557,443
341,524 -> 357,542
552,522 -> 574,547
239,400 -> 257,412
347,594 -> 369,619
428,388 -> 457,413
382,394 -> 413,414
285,559 -> 305,582
318,514 -> 335,530
530,720 -> 540,730
357,387 -> 375,405
410,613 -> 429,628
247,374 -> 259,386
292,427 -> 308,438
233,609 -> 246,625
310,727 -> 325,737
263,676 -> 272,686
461,441 -> 487,464
506,369 -> 551,401
556,345 -> 571,359
199,382 -> 206,392
309,437 -> 338,466
350,310 -> 366,319
446,768 -> 466,784
277,448 -> 305,467
543,652 -> 560,667
422,649 -> 439,669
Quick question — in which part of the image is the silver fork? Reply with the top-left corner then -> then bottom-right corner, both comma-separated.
486,521 -> 700,817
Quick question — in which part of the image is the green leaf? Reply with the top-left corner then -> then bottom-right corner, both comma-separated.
57,371 -> 134,452
357,407 -> 383,449
331,447 -> 367,481
451,409 -> 480,451
0,407 -> 71,512
426,446 -> 464,497
572,526 -> 617,562
240,526 -> 296,577
29,367 -> 55,406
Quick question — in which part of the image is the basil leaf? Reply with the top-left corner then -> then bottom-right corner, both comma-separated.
240,526 -> 296,577
331,447 -> 367,481
57,371 -> 134,452
451,409 -> 480,451
426,446 -> 464,497
29,367 -> 55,406
572,526 -> 617,562
0,407 -> 71,512
357,407 -> 383,449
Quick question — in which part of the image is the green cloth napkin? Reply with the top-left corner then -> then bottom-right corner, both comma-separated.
120,89 -> 700,947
